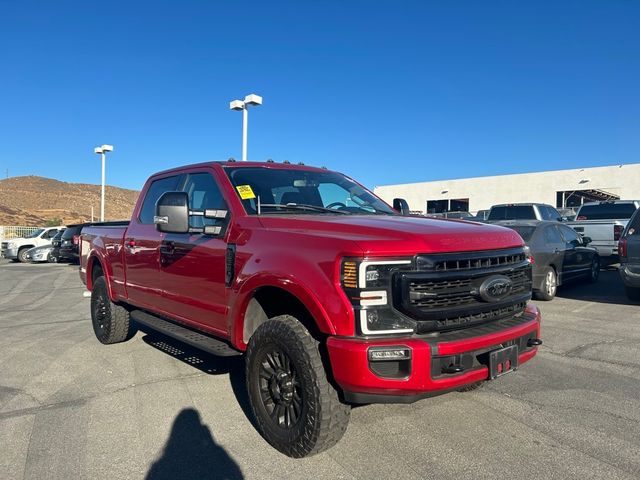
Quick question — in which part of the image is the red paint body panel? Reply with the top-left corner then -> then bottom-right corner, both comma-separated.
80,161 -> 542,401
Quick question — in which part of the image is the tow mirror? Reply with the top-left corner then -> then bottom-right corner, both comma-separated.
155,192 -> 228,235
393,198 -> 411,216
155,192 -> 189,233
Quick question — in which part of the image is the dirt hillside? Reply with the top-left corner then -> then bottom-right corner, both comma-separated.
0,176 -> 140,226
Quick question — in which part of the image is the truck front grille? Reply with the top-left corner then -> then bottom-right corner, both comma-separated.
392,248 -> 531,333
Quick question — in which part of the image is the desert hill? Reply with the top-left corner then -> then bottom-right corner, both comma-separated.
0,176 -> 140,226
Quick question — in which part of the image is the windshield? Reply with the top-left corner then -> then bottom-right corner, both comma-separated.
488,206 -> 536,220
26,229 -> 45,238
224,167 -> 396,215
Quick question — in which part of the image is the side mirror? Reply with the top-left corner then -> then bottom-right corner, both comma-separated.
155,192 -> 189,233
393,198 -> 411,216
582,236 -> 592,245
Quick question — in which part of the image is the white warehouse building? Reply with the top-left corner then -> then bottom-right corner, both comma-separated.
374,163 -> 640,216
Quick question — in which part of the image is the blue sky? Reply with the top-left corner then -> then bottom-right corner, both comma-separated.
0,1 -> 638,191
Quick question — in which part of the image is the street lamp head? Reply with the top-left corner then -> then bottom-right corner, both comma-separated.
230,100 -> 245,111
243,94 -> 262,106
94,147 -> 103,154
101,144 -> 114,152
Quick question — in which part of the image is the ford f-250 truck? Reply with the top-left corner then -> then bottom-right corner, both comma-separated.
80,161 -> 542,457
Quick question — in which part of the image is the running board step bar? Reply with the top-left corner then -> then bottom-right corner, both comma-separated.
130,310 -> 242,357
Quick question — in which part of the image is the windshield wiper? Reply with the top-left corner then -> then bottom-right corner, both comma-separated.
258,203 -> 349,215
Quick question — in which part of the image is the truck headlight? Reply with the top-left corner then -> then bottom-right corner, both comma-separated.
7,242 -> 16,249
341,259 -> 416,335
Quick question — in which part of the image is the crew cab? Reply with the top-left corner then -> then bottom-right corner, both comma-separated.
80,161 -> 542,457
570,200 -> 640,261
1,226 -> 65,263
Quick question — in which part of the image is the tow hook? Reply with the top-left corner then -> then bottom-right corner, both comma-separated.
527,338 -> 543,347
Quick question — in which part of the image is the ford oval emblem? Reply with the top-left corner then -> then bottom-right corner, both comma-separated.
478,275 -> 513,302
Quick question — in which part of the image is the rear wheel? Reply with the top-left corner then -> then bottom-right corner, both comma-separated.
245,315 -> 350,458
91,276 -> 136,344
625,285 -> 640,301
17,248 -> 30,263
587,256 -> 600,283
534,266 -> 557,301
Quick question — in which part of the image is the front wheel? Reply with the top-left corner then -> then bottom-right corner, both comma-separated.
91,276 -> 136,344
17,248 -> 30,263
534,266 -> 557,301
245,316 -> 351,458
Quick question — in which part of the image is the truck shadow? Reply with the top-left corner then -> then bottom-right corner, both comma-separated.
140,331 -> 258,429
146,407 -> 244,480
555,268 -> 638,306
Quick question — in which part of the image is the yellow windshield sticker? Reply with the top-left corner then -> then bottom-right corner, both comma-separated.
236,184 -> 256,200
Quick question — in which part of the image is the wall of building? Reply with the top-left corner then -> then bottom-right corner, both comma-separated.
374,163 -> 640,214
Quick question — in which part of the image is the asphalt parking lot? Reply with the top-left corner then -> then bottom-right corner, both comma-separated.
1,260 -> 639,479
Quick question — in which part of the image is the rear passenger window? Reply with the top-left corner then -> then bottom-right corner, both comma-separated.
139,175 -> 181,224
544,225 -> 563,244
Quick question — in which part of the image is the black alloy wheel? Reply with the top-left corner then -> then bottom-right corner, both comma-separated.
90,276 -> 136,344
258,347 -> 303,429
246,315 -> 350,458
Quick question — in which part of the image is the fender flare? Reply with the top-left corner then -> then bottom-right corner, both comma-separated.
86,251 -> 116,301
230,272 -> 340,349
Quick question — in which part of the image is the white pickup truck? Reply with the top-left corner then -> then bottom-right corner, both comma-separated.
0,226 -> 65,263
569,201 -> 640,262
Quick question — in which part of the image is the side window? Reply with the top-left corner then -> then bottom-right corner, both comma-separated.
139,175 -> 181,224
181,172 -> 227,227
544,225 -> 563,244
560,225 -> 581,245
549,207 -> 562,221
44,229 -> 58,239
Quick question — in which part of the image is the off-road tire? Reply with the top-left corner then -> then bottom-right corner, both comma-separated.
91,276 -> 136,344
587,256 -> 600,283
625,285 -> 640,302
534,266 -> 557,301
17,248 -> 30,263
245,315 -> 351,458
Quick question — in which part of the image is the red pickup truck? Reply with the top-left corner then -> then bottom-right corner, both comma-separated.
80,160 -> 542,457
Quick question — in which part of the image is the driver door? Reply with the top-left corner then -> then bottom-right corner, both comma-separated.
159,169 -> 230,335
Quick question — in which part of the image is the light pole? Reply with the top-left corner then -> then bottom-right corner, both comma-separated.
94,144 -> 113,221
229,94 -> 262,161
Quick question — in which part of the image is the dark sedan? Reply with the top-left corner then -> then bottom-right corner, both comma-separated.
500,220 -> 600,300
59,224 -> 84,263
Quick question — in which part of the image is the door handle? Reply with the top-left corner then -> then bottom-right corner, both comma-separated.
160,241 -> 175,256
124,238 -> 136,253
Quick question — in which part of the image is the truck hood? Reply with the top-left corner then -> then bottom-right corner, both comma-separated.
258,215 -> 524,256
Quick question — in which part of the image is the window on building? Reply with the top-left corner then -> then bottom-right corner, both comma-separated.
426,198 -> 469,214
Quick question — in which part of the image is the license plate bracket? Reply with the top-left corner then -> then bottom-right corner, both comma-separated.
489,344 -> 519,379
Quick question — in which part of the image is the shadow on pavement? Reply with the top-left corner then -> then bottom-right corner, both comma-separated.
141,332 -> 258,431
146,408 -> 244,480
556,268 -> 638,306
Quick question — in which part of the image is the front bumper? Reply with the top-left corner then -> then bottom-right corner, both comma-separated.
327,304 -> 541,403
619,264 -> 640,288
1,247 -> 18,259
